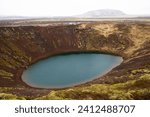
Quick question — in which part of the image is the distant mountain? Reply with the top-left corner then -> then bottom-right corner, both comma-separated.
0,16 -> 29,20
1,9 -> 150,21
76,9 -> 126,18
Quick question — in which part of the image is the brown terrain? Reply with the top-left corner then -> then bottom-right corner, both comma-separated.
0,20 -> 150,99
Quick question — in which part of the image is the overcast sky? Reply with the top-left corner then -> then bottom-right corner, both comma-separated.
0,0 -> 149,16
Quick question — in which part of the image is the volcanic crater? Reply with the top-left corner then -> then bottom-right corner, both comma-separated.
0,21 -> 150,99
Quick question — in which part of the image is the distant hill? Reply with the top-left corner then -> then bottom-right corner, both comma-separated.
76,9 -> 126,18
0,16 -> 29,20
1,9 -> 150,21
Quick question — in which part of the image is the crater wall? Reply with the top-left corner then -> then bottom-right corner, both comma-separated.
0,21 -> 149,99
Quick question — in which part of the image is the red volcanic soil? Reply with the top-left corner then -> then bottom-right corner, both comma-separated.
0,20 -> 149,99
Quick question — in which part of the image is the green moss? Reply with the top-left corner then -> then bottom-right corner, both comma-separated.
0,87 -> 13,93
0,59 -> 13,68
131,69 -> 150,75
0,93 -> 25,100
129,89 -> 150,99
139,74 -> 150,79
1,55 -> 22,68
1,39 -> 29,63
0,70 -> 13,78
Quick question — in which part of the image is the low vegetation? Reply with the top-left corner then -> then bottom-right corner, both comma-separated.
0,93 -> 25,100
0,70 -> 13,79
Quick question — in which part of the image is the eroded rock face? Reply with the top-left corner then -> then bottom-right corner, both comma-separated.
0,21 -> 150,99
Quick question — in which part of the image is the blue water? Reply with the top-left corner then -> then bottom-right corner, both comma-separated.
22,53 -> 122,88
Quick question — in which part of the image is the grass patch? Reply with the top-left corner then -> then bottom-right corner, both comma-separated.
0,70 -> 13,79
0,93 -> 25,100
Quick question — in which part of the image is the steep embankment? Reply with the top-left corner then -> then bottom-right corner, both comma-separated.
0,21 -> 150,99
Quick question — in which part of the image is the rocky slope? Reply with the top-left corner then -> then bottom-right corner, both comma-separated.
0,20 -> 150,99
